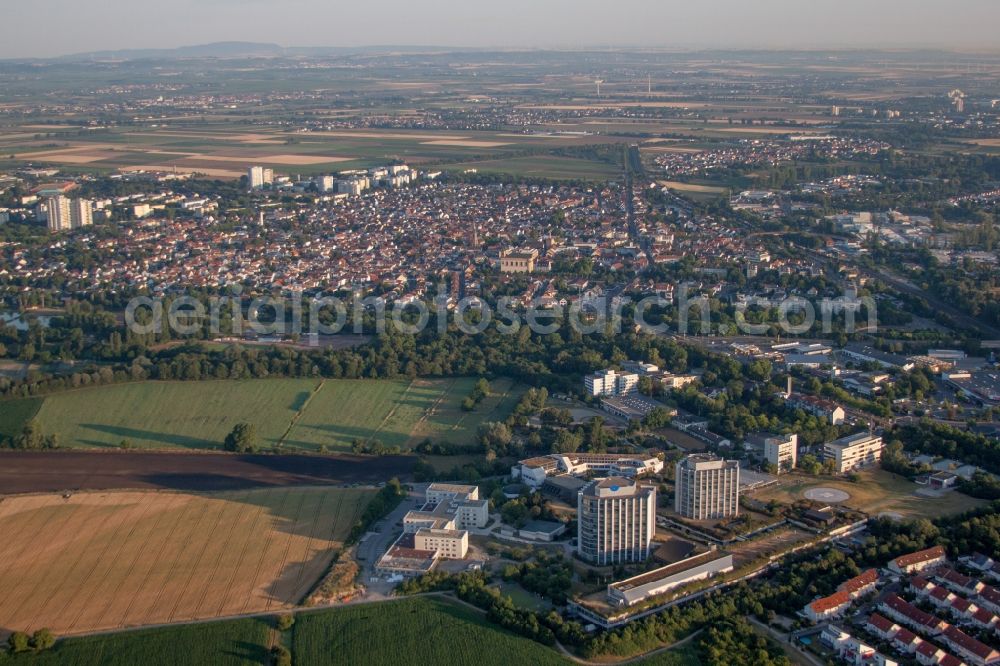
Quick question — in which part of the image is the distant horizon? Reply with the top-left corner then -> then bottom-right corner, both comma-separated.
7,40 -> 1000,62
3,0 -> 999,59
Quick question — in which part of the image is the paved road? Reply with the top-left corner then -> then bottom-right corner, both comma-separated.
355,486 -> 426,593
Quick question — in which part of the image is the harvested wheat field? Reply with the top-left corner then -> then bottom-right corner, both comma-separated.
0,486 -> 374,637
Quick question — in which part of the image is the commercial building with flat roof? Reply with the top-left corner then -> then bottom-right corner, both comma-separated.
824,432 -> 883,473
413,528 -> 469,559
577,477 -> 655,566
608,552 -> 734,607
513,452 -> 663,489
674,454 -> 740,520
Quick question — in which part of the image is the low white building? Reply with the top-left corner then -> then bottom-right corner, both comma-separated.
414,528 -> 469,559
608,552 -> 733,607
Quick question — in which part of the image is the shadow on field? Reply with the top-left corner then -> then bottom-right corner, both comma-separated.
290,391 -> 313,411
81,423 -> 217,449
0,451 -> 416,494
283,423 -> 409,450
263,548 -> 336,605
223,636 -> 272,664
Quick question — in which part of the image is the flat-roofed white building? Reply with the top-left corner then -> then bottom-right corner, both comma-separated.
414,528 -> 469,559
577,477 -> 655,565
764,433 -> 798,473
585,369 -> 639,397
674,454 -> 740,520
404,483 -> 488,531
426,483 -> 479,504
824,432 -> 883,473
512,453 -> 663,489
608,552 -> 734,607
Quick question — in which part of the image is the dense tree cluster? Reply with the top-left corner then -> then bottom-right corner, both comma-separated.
894,421 -> 1000,475
501,552 -> 573,605
697,619 -> 791,666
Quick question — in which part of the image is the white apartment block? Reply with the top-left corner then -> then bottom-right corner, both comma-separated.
824,432 -> 883,473
577,477 -> 655,565
247,166 -> 274,190
336,178 -> 368,196
46,195 -> 71,231
764,433 -> 798,473
674,454 -> 740,520
413,528 -> 469,559
46,196 -> 93,232
585,369 -> 640,397
71,198 -> 93,228
317,175 -> 335,192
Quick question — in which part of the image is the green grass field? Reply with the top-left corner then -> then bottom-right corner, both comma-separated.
0,397 -> 42,441
5,596 -> 702,665
292,597 -> 568,665
1,377 -> 522,452
751,468 -> 986,519
3,617 -> 271,665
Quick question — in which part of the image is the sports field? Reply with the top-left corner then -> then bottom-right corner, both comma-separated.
3,377 -> 522,452
0,486 -> 373,636
751,469 -> 986,519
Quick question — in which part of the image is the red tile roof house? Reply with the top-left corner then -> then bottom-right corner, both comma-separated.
839,569 -> 880,599
939,655 -> 967,666
804,590 -> 852,622
978,585 -> 1000,615
891,627 -> 923,654
880,594 -> 949,636
971,607 -> 999,630
916,641 -> 948,666
941,625 -> 1000,666
889,546 -> 948,575
867,613 -> 901,641
939,568 -> 986,596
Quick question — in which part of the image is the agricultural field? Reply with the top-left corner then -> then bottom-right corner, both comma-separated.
0,124 -> 624,178
1,377 -> 523,452
0,486 -> 373,636
3,595 -> 701,665
0,396 -> 42,441
440,155 -> 622,180
750,469 -> 986,520
2,617 -> 271,666
291,596 -> 569,666
29,379 -> 313,450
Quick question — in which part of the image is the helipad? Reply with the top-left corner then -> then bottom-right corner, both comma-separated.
804,488 -> 850,503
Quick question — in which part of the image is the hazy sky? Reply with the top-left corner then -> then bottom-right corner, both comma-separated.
3,0 -> 999,58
